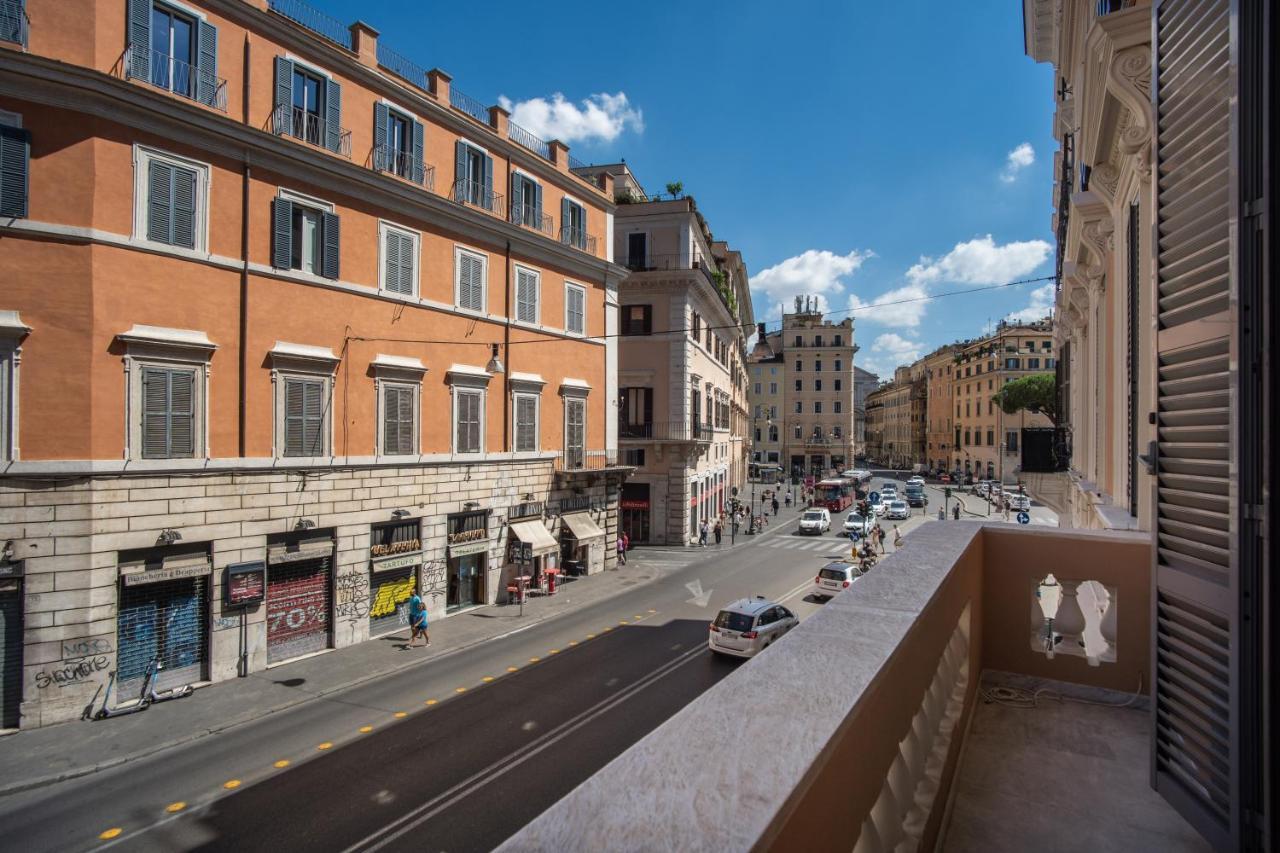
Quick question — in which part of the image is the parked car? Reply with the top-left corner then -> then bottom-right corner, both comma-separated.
886,500 -> 910,520
810,561 -> 862,601
904,486 -> 928,507
1008,494 -> 1031,512
799,508 -> 831,534
708,597 -> 799,657
843,512 -> 874,537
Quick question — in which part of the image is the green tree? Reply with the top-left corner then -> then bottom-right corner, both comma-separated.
665,181 -> 684,199
992,372 -> 1058,422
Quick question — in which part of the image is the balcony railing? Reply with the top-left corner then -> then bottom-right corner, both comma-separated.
618,421 -> 712,443
509,202 -> 554,236
501,524 -> 1180,852
267,0 -> 352,49
508,121 -> 551,160
0,2 -> 28,48
559,225 -> 597,256
451,179 -> 503,216
449,88 -> 491,125
271,103 -> 352,157
373,145 -> 432,189
122,44 -> 227,112
553,449 -> 624,473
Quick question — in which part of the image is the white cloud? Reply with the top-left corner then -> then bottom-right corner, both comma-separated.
496,92 -> 643,144
847,282 -> 929,329
751,249 -> 874,318
1000,142 -> 1035,183
906,235 -> 1051,288
1004,283 -> 1056,324
860,332 -> 924,377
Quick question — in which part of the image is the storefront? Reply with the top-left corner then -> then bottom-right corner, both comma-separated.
620,483 -> 650,544
0,559 -> 23,729
368,519 -> 422,638
561,510 -> 606,575
506,503 -> 559,591
116,546 -> 211,695
446,511 -> 488,612
265,532 -> 334,664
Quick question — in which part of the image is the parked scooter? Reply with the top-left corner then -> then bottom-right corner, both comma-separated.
94,656 -> 193,720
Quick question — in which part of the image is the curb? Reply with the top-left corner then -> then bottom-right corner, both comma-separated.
0,566 -> 669,799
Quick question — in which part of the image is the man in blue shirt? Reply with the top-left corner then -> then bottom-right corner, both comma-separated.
408,592 -> 429,648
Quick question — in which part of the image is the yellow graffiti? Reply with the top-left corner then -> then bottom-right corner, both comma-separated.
371,575 -> 415,618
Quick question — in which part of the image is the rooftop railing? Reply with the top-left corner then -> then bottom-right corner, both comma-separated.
121,44 -> 227,112
508,121 -> 551,160
375,41 -> 430,90
449,88 -> 491,125
267,0 -> 351,50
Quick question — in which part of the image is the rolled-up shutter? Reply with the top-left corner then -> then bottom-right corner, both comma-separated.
1150,0 -> 1267,849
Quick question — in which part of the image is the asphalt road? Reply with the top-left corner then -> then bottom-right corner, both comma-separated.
0,471 -> 1054,853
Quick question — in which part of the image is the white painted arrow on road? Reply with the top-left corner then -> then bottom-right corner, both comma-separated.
685,579 -> 713,607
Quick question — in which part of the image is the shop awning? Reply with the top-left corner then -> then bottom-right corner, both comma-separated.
562,512 -> 606,541
509,520 -> 558,556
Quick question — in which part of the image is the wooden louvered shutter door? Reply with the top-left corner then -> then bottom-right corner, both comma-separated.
284,378 -> 305,457
141,368 -> 170,458
1151,1 -> 1247,849
167,370 -> 195,457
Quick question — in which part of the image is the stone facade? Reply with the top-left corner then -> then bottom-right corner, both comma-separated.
4,460 -> 619,729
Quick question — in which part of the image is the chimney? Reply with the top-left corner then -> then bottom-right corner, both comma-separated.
349,21 -> 378,68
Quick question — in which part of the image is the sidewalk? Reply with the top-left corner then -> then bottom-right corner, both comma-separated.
0,558 -> 671,798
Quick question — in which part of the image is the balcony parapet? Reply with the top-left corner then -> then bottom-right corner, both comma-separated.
498,523 -> 1154,852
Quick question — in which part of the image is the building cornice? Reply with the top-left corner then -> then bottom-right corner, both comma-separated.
0,51 -> 628,287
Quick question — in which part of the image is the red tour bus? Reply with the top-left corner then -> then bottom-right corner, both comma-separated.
813,478 -> 854,512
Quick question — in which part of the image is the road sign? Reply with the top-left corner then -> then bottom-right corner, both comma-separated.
1017,511 -> 1030,525
869,491 -> 880,503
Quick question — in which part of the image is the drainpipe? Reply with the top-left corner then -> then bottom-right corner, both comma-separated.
503,240 -> 511,452
237,35 -> 251,457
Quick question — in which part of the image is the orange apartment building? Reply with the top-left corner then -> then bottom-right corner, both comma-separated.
0,0 -> 630,728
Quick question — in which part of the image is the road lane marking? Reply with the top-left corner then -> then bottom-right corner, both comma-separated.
482,676 -> 495,682
359,726 -> 374,733
394,712 -> 408,718
454,687 -> 467,694
529,657 -> 540,662
586,633 -> 596,639
99,829 -> 123,840
424,699 -> 438,706
165,802 -> 186,813
341,643 -> 709,853
318,742 -> 333,750
507,666 -> 519,672
272,760 -> 290,769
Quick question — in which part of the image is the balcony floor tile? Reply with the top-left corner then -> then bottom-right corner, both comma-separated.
942,673 -> 1212,853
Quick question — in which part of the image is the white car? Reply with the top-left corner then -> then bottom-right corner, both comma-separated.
1008,494 -> 1031,512
708,597 -> 799,657
886,500 -> 910,520
868,496 -> 888,516
907,476 -> 925,487
810,561 -> 862,601
843,512 -> 874,537
798,508 -> 831,534
973,480 -> 991,497
880,486 -> 897,501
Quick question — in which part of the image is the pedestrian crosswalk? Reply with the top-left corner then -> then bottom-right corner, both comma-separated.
761,537 -> 856,551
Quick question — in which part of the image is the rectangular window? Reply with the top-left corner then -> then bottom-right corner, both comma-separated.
561,198 -> 588,249
794,335 -> 802,348
455,248 -> 487,312
769,382 -> 777,394
292,67 -> 323,145
623,448 -> 645,466
834,359 -> 842,372
1046,357 -> 1056,368
140,366 -> 196,458
1006,430 -> 1019,452
138,148 -> 206,250
1005,358 -> 1020,370
814,379 -> 823,391
691,313 -> 701,339
453,141 -> 494,209
622,304 -> 652,335
0,121 -> 29,218
987,429 -> 995,446
626,232 -> 647,270
814,401 -> 822,414
379,223 -> 418,296
834,400 -> 842,414
754,383 -> 762,394
833,335 -> 842,346
283,377 -> 326,457
381,383 -> 417,455
272,191 -> 338,278
834,379 -> 842,391
514,393 -> 538,452
794,402 -> 802,414
793,425 -> 801,439
814,360 -> 822,372
149,3 -> 195,98
454,389 -> 482,453
814,335 -> 823,347
1028,357 -> 1040,369
794,379 -> 802,392
564,397 -> 586,467
794,359 -> 802,372
565,283 -> 586,335
988,400 -> 994,415
515,266 -> 539,324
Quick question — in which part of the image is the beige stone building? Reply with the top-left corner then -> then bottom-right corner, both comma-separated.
747,326 -> 785,469
863,384 -> 888,465
1024,0 -> 1156,530
951,320 -> 1055,482
852,366 -> 880,459
921,344 -> 959,472
582,164 -> 753,544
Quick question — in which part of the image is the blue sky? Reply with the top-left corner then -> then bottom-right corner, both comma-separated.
303,0 -> 1056,377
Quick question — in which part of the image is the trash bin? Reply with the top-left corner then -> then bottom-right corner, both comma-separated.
564,560 -> 585,577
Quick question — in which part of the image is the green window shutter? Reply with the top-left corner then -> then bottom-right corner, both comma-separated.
284,378 -> 325,456
398,233 -> 415,295
324,77 -> 342,153
509,173 -> 522,224
283,378 -> 305,456
303,381 -> 325,455
516,396 -> 537,451
384,230 -> 414,295
382,385 -> 400,454
383,228 -> 400,292
167,370 -> 195,457
533,181 -> 543,223
0,125 -> 30,219
141,368 -> 170,458
482,154 -> 493,210
126,0 -> 150,75
320,211 -> 340,279
373,102 -> 388,170
397,386 -> 416,454
458,253 -> 483,311
410,120 -> 424,185
195,20 -> 218,107
171,165 -> 197,249
561,198 -> 571,243
146,160 -> 174,244
271,197 -> 293,269
273,57 -> 294,133
454,140 -> 467,199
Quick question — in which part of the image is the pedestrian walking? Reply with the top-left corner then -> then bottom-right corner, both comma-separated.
698,519 -> 709,547
875,525 -> 886,555
937,506 -> 945,521
893,525 -> 904,548
784,491 -> 792,508
408,592 -> 429,647
713,519 -> 723,545
617,534 -> 627,565
953,503 -> 961,520
771,496 -> 779,516
1003,504 -> 1011,522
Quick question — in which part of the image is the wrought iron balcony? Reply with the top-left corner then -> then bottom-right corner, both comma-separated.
560,224 -> 598,256
372,145 -> 433,189
121,44 -> 227,112
619,421 -> 713,443
509,202 -> 554,236
450,179 -> 504,216
271,103 -> 352,157
553,449 -> 625,473
0,2 -> 28,47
